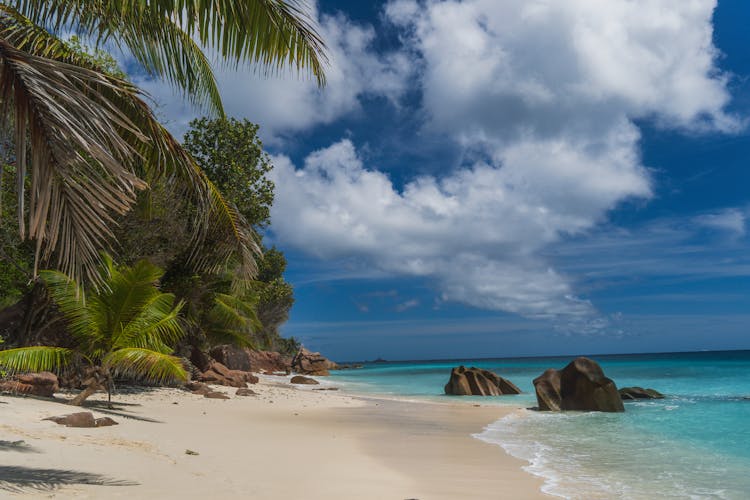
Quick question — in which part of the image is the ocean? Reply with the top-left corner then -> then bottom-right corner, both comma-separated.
328,351 -> 750,499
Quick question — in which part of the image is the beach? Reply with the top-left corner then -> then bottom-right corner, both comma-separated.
0,377 -> 546,499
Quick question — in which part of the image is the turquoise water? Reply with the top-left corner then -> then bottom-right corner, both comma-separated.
329,351 -> 750,499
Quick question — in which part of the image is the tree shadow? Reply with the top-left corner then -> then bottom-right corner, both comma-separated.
0,465 -> 138,493
82,405 -> 163,423
0,440 -> 40,454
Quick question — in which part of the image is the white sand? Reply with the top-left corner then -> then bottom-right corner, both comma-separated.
0,378 -> 547,498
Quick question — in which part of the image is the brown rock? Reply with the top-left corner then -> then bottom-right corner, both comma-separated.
235,388 -> 257,396
0,372 -> 59,397
290,375 -> 319,385
533,369 -> 562,411
533,357 -> 624,412
45,412 -> 97,427
444,366 -> 522,396
291,347 -> 338,376
94,417 -> 119,427
204,391 -> 230,399
619,387 -> 665,400
206,345 -> 292,373
198,361 -> 258,387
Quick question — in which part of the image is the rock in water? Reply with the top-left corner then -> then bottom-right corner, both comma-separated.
533,357 -> 624,412
291,347 -> 338,376
290,375 -> 319,385
533,368 -> 562,411
0,372 -> 59,397
619,387 -> 665,400
444,366 -> 522,396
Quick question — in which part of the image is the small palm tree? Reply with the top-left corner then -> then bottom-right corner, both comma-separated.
0,255 -> 187,405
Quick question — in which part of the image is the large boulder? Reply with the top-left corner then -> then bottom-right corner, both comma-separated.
533,357 -> 624,412
533,369 -> 562,411
207,345 -> 292,373
198,361 -> 259,388
444,366 -> 522,396
0,372 -> 59,397
291,347 -> 338,376
619,387 -> 664,400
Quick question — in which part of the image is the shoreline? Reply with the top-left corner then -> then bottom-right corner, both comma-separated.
0,378 -> 547,498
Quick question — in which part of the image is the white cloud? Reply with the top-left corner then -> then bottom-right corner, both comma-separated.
135,9 -> 413,140
270,139 -> 644,318
694,208 -> 746,236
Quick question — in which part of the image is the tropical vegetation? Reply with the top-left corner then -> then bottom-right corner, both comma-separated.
0,0 -> 323,399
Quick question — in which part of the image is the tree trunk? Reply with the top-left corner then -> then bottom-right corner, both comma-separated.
68,382 -> 101,406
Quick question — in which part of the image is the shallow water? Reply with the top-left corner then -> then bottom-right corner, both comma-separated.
330,351 -> 750,499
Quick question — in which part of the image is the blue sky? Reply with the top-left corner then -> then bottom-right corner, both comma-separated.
138,1 -> 750,361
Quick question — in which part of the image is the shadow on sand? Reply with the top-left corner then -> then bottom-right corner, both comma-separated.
0,440 -> 40,454
0,465 -> 138,493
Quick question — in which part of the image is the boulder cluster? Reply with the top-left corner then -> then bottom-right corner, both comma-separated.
444,356 -> 666,413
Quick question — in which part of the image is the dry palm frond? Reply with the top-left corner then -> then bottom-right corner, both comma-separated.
1,8 -> 260,285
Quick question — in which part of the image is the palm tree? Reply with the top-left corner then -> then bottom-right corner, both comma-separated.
0,254 -> 187,405
0,1 -> 327,286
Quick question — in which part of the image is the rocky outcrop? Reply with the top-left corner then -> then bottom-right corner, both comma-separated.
207,345 -> 292,374
291,347 -> 338,376
44,412 -> 118,428
204,391 -> 230,399
198,361 -> 259,388
533,369 -> 562,411
0,372 -> 59,397
533,357 -> 624,412
619,387 -> 664,400
290,375 -> 319,385
444,366 -> 522,396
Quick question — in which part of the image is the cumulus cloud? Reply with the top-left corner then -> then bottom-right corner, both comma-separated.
268,0 -> 740,322
135,8 -> 413,139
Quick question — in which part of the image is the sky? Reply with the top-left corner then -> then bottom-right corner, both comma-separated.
133,0 -> 750,361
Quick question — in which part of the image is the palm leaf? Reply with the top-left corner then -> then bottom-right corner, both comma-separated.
0,25 -> 150,283
114,293 -> 185,352
1,10 -> 260,284
103,347 -> 187,385
0,346 -> 73,374
13,0 -> 328,99
205,293 -> 260,347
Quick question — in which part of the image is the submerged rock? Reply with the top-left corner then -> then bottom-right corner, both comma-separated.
44,412 -> 118,428
290,375 -> 319,385
619,387 -> 665,400
444,366 -> 522,396
533,357 -> 624,412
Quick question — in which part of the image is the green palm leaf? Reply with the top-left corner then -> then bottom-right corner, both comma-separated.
115,293 -> 185,352
205,293 -> 260,347
103,347 -> 187,385
0,346 -> 74,374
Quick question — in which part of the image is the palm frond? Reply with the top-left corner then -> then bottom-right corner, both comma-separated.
115,293 -> 185,352
0,21 -> 150,283
103,347 -> 187,385
205,293 -> 260,347
0,346 -> 73,374
13,0 -> 328,91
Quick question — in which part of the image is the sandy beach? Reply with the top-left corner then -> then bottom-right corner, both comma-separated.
0,377 -> 546,499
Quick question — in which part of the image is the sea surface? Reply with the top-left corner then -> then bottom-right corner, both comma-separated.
329,350 -> 750,499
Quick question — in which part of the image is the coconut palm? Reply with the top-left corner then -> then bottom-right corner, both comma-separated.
0,1 -> 326,286
0,255 -> 188,405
